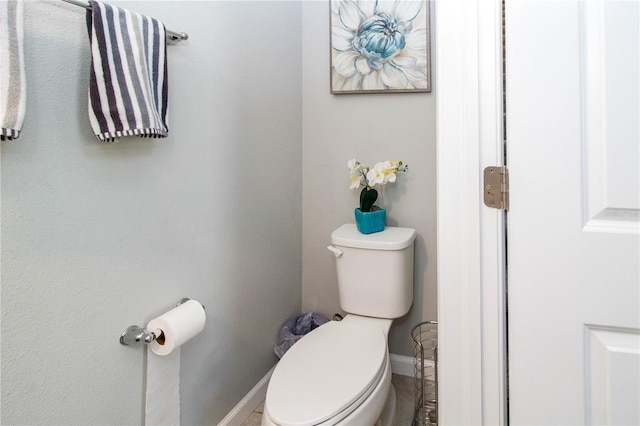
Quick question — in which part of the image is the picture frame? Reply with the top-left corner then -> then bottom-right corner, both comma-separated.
330,0 -> 431,94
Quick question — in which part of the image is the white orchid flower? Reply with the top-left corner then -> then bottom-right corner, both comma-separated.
385,160 -> 400,171
350,172 -> 364,189
384,168 -> 397,183
367,163 -> 386,186
349,158 -> 407,190
347,158 -> 361,171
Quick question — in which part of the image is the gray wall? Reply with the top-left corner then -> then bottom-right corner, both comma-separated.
300,1 -> 437,357
1,1 -> 301,425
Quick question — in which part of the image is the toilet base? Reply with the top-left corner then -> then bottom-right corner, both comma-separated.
377,385 -> 396,426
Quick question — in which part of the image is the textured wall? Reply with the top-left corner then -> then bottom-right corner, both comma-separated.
301,1 -> 438,357
0,1 -> 301,425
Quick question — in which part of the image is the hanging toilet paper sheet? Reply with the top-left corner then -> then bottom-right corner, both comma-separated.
144,300 -> 206,426
145,348 -> 181,426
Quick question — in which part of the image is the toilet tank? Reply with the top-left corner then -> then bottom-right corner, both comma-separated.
330,224 -> 417,319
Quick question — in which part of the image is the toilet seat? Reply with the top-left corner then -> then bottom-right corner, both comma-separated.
265,321 -> 388,425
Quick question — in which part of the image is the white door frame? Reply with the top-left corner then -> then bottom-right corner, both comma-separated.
435,0 -> 507,424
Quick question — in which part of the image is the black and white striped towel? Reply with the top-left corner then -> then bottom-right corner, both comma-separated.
1,0 -> 26,141
86,0 -> 169,142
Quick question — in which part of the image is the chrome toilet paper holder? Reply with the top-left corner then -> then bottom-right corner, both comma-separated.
120,325 -> 159,346
119,298 -> 194,346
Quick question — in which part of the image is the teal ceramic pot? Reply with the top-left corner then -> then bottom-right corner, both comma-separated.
354,207 -> 386,234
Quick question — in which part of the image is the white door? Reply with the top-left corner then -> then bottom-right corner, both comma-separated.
506,0 -> 640,424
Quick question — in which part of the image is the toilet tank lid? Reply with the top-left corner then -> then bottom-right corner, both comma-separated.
331,224 -> 416,250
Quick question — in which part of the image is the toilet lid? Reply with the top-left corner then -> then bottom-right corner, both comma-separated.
266,321 -> 387,425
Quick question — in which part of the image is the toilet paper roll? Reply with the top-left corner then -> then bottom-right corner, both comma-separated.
146,300 -> 206,356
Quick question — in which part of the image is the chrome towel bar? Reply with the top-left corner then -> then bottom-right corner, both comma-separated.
61,0 -> 188,42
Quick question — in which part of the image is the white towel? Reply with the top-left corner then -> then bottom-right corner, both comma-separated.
86,0 -> 169,142
0,0 -> 26,141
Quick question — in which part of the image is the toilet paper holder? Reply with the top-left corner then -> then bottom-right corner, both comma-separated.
119,298 -> 200,346
120,325 -> 159,346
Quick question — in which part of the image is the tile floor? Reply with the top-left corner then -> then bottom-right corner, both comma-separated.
240,374 -> 415,425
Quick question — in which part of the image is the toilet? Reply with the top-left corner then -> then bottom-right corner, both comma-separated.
262,224 -> 416,426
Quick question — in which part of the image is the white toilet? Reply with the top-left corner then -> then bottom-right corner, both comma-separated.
262,224 -> 416,426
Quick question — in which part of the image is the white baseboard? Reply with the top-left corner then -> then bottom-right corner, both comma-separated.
217,365 -> 275,426
390,353 -> 435,380
390,353 -> 414,377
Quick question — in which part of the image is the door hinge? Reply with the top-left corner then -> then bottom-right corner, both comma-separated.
483,166 -> 509,211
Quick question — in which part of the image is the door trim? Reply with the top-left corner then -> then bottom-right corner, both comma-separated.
435,0 -> 507,424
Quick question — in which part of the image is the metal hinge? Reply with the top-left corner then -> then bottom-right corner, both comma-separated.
483,166 -> 509,211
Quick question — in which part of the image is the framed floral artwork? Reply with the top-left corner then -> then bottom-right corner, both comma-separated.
330,0 -> 431,94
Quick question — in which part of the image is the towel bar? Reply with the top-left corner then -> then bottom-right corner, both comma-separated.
62,0 -> 188,41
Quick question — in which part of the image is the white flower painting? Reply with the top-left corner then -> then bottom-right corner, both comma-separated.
330,0 -> 431,94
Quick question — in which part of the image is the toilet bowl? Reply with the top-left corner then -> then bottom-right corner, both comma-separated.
262,224 -> 417,426
262,316 -> 395,426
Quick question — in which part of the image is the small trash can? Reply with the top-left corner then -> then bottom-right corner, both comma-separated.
411,321 -> 438,426
273,312 -> 329,359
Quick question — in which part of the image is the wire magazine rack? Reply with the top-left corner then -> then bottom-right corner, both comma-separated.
411,321 -> 438,426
